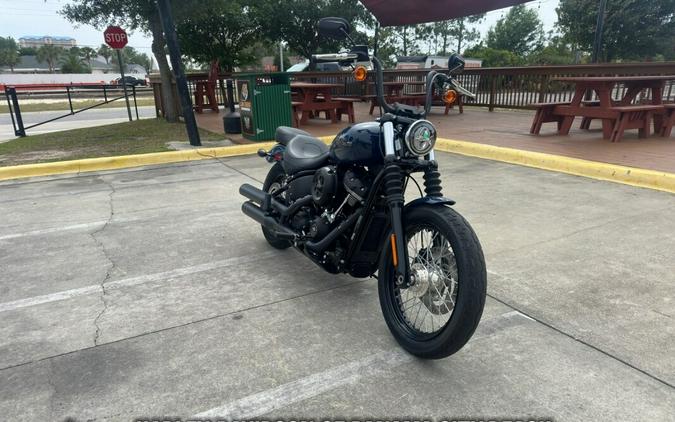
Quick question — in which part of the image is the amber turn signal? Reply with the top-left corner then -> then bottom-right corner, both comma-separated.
443,89 -> 458,104
353,65 -> 368,81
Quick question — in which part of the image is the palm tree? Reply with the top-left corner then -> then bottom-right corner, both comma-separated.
60,49 -> 88,73
97,44 -> 112,65
36,44 -> 61,73
80,46 -> 96,68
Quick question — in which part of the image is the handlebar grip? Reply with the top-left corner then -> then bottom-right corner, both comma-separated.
311,53 -> 359,62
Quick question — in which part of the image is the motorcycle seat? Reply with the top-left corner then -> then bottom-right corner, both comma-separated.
275,126 -> 312,146
283,135 -> 329,174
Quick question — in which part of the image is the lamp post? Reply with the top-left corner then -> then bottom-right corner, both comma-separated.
591,0 -> 608,63
157,0 -> 201,146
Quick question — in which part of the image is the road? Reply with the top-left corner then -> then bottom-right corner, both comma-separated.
0,106 -> 157,141
0,152 -> 674,420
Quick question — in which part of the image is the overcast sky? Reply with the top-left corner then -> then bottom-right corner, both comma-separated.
0,0 -> 561,57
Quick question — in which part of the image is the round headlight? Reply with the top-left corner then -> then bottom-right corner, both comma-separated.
404,120 -> 436,156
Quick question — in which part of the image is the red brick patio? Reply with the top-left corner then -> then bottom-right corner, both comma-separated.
195,102 -> 675,173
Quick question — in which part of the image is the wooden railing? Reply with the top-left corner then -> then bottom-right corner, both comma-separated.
149,62 -> 675,116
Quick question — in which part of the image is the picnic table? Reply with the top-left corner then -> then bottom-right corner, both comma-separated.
367,81 -> 427,114
290,81 -> 362,126
531,75 -> 675,142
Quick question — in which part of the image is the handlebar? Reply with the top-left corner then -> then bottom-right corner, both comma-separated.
311,53 -> 359,63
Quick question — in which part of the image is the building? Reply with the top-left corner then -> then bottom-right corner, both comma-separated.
19,36 -> 77,49
396,55 -> 482,69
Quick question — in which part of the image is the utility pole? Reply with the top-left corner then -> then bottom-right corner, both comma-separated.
591,0 -> 608,63
157,0 -> 201,146
279,41 -> 284,72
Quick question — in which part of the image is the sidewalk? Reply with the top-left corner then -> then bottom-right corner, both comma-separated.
196,103 -> 675,174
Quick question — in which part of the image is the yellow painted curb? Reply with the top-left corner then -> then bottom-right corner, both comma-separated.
0,136 -> 336,182
1,133 -> 673,195
435,137 -> 675,194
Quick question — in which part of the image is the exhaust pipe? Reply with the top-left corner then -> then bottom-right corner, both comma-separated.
240,183 -> 313,216
241,201 -> 297,240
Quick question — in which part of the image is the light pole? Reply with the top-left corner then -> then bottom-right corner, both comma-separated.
279,41 -> 285,72
591,0 -> 608,63
157,0 -> 201,146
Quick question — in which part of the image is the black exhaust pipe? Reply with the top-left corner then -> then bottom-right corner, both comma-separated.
305,209 -> 362,253
241,201 -> 297,240
240,183 -> 313,216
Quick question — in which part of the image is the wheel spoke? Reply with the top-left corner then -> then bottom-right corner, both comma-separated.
396,224 -> 459,335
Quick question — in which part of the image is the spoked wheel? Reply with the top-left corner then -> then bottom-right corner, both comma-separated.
261,162 -> 292,249
378,204 -> 486,359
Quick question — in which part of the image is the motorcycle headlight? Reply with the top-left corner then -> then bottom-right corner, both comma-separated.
404,120 -> 436,156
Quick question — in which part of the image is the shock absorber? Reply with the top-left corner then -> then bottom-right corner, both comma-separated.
423,162 -> 443,197
384,164 -> 407,285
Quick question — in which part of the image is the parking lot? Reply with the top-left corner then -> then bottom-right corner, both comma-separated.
1,152 -> 674,420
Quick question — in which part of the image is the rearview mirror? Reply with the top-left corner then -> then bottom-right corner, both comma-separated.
318,17 -> 351,40
448,54 -> 465,73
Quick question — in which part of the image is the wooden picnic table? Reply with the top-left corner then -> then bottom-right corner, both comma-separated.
291,82 -> 342,125
551,75 -> 675,139
367,81 -> 426,114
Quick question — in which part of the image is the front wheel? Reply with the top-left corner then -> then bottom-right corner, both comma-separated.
378,205 -> 486,359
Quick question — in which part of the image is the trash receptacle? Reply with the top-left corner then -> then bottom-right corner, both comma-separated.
236,73 -> 292,141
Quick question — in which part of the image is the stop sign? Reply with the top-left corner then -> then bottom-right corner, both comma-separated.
104,26 -> 128,49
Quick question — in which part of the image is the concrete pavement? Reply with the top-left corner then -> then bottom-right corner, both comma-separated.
0,152 -> 673,421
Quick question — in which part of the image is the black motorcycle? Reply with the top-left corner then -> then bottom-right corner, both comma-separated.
239,17 -> 486,359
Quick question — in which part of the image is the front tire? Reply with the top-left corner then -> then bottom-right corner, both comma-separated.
261,162 -> 292,249
378,205 -> 486,359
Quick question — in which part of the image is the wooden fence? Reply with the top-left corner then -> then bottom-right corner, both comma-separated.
149,62 -> 675,117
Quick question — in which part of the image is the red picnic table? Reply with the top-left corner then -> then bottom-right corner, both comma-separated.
290,82 -> 342,125
531,75 -> 675,142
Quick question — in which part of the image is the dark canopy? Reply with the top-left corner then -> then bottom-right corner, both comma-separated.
360,0 -> 534,26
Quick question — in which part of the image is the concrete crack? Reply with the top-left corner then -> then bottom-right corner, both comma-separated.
195,149 -> 264,183
90,180 -> 116,346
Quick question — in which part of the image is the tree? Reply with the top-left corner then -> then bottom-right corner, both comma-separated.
61,1 -> 182,122
0,36 -> 20,72
432,14 -> 485,56
112,46 -> 153,73
177,0 -> 259,71
557,0 -> 675,61
464,44 -> 524,67
36,44 -> 62,73
97,44 -> 113,64
250,0 -> 371,61
80,46 -> 97,67
486,5 -> 544,56
60,48 -> 90,73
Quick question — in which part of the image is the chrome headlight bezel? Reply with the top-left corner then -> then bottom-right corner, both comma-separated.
404,120 -> 437,156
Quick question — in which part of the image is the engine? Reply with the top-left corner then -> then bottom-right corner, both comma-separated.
286,165 -> 373,252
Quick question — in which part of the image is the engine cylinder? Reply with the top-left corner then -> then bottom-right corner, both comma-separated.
311,166 -> 338,206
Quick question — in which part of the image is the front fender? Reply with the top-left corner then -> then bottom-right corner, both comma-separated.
404,196 -> 455,211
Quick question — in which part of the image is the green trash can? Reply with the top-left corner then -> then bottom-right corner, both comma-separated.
236,72 -> 292,141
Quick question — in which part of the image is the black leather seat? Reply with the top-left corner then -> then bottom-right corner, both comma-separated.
275,126 -> 312,146
282,135 -> 330,174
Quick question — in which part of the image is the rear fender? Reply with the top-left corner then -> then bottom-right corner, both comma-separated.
264,144 -> 285,163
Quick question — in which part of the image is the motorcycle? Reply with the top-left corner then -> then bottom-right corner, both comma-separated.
239,17 -> 486,359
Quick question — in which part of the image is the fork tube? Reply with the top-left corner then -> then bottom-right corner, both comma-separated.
384,164 -> 408,285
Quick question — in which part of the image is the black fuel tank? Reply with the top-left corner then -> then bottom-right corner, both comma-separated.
329,122 -> 383,166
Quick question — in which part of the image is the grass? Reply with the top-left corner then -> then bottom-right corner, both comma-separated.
0,98 -> 157,114
0,118 -> 225,167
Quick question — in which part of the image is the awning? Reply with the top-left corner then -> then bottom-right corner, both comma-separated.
360,0 -> 534,26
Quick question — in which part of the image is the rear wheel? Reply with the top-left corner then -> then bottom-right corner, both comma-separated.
378,205 -> 486,359
261,162 -> 292,249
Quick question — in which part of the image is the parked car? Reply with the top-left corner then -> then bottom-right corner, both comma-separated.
110,76 -> 147,87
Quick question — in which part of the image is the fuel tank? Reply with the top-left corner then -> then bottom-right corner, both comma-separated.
329,122 -> 384,166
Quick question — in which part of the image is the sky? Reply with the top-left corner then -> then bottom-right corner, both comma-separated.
0,0 -> 561,57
